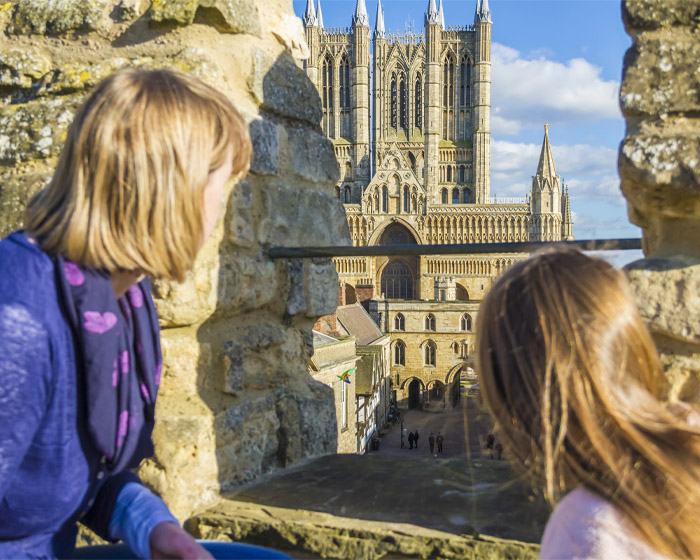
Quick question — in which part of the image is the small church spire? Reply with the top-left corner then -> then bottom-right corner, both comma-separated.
425,0 -> 439,25
352,0 -> 369,26
374,0 -> 385,38
536,122 -> 557,178
316,0 -> 324,29
438,0 -> 445,29
303,0 -> 317,28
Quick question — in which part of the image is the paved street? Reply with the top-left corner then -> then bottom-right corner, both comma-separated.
229,399 -> 549,544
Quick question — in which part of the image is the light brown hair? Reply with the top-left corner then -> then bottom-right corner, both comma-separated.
476,249 -> 700,558
25,68 -> 251,282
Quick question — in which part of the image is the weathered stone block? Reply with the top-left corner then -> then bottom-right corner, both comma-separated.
224,178 -> 255,247
257,184 -> 349,247
248,49 -> 322,126
305,259 -> 339,318
0,165 -> 51,238
215,251 -> 281,314
149,0 -> 261,36
159,327 -> 207,396
620,33 -> 700,116
623,0 -> 700,32
626,256 -> 700,402
0,47 -> 51,89
8,0 -> 114,35
285,126 -> 339,184
248,117 -> 279,176
0,96 -> 82,163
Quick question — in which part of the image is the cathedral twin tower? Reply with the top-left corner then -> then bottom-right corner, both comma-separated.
303,0 -> 572,270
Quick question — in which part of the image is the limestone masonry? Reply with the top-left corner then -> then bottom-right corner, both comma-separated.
0,0 -> 347,520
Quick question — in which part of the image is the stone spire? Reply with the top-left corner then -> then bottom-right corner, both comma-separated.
562,184 -> 574,240
316,0 -> 324,29
425,0 -> 439,25
438,0 -> 445,29
474,0 -> 492,23
352,0 -> 369,26
537,123 -> 557,178
374,0 -> 385,38
303,0 -> 317,27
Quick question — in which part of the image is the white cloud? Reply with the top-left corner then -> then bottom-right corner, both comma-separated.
491,43 -> 622,135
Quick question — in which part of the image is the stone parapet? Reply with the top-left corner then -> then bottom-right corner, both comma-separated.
620,0 -> 700,402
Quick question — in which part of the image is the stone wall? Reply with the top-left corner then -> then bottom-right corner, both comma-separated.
620,0 -> 700,402
0,0 -> 350,519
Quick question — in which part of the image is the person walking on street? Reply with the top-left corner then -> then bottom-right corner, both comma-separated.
401,424 -> 407,448
495,441 -> 504,460
436,432 -> 444,453
408,430 -> 415,450
428,433 -> 435,453
414,430 -> 420,448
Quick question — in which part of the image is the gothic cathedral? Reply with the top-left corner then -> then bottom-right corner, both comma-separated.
303,0 -> 574,407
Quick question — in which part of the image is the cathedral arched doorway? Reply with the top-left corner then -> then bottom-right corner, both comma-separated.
376,222 -> 419,300
408,379 -> 421,409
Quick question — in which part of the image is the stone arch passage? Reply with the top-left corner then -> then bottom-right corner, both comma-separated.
408,379 -> 421,409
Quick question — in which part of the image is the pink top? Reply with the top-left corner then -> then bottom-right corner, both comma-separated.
539,486 -> 671,560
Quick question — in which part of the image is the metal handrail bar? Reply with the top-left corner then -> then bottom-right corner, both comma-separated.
268,238 -> 642,259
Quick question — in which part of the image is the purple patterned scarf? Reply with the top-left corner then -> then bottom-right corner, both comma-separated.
55,255 -> 162,474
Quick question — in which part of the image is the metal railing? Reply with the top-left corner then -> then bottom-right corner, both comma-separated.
268,238 -> 642,259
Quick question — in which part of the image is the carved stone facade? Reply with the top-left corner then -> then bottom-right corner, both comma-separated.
302,0 -> 574,406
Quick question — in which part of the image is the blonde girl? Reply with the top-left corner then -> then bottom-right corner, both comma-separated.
476,249 -> 700,559
0,69 -> 254,559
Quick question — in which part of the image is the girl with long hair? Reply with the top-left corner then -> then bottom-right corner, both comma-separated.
476,249 -> 700,559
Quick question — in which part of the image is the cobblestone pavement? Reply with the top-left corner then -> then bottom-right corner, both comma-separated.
229,399 -> 550,543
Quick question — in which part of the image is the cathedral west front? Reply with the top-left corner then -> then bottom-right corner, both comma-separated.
302,0 -> 573,408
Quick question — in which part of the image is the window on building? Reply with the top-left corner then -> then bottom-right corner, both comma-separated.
414,76 -> 422,130
382,186 -> 388,213
403,186 -> 409,213
452,342 -> 460,354
399,75 -> 407,131
461,314 -> 472,331
460,165 -> 465,183
441,188 -> 448,204
394,313 -> 405,331
463,189 -> 470,204
321,55 -> 334,137
425,314 -> 436,331
394,340 -> 405,366
381,261 -> 413,299
344,186 -> 351,203
447,166 -> 452,182
391,75 -> 397,129
424,341 -> 436,366
452,188 -> 459,204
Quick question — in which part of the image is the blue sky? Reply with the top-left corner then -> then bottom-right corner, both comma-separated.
292,0 -> 642,261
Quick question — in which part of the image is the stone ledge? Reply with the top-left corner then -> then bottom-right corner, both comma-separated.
185,499 -> 540,560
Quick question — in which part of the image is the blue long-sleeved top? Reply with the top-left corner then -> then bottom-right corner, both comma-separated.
0,232 -> 175,558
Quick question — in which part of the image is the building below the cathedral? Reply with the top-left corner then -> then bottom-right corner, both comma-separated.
302,0 -> 573,408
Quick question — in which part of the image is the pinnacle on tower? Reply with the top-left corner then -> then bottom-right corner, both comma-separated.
425,0 -> 439,25
536,123 -> 557,178
438,0 -> 445,29
303,0 -> 317,27
374,0 -> 385,38
474,0 -> 492,23
352,0 -> 369,27
316,0 -> 324,29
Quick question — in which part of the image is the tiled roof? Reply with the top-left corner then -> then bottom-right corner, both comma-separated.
336,303 -> 383,346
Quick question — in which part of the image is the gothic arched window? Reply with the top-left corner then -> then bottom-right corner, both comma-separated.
321,55 -> 334,137
399,75 -> 407,131
391,74 -> 397,129
394,340 -> 406,366
344,186 -> 351,203
382,186 -> 388,212
424,341 -> 436,366
425,314 -> 436,331
447,166 -> 452,182
441,188 -> 448,204
394,313 -> 405,331
414,75 -> 422,131
463,188 -> 471,204
443,56 -> 455,140
403,186 -> 409,213
461,313 -> 473,331
460,57 -> 471,106
381,261 -> 413,299
460,165 -> 465,183
339,56 -> 350,111
452,188 -> 459,204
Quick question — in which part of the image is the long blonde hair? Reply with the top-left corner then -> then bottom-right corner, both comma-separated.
25,68 -> 251,282
476,249 -> 700,558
